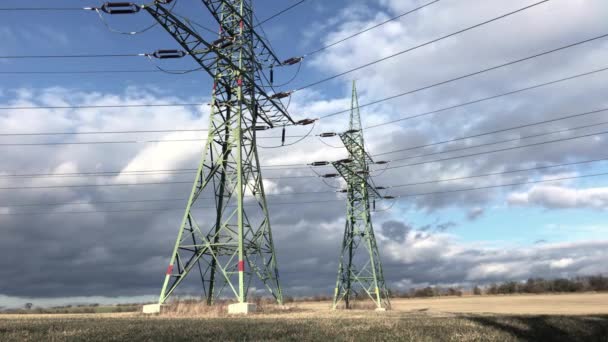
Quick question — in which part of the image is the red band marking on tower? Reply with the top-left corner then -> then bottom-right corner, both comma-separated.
238,261 -> 245,272
166,265 -> 174,275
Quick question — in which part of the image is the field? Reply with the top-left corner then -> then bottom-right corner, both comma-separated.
1,294 -> 608,341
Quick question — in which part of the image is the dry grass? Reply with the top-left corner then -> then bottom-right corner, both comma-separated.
388,293 -> 608,315
1,293 -> 608,341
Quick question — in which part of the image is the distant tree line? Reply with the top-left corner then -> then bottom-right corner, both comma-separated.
2,303 -> 141,314
391,275 -> 608,299
479,276 -> 608,295
390,286 -> 463,298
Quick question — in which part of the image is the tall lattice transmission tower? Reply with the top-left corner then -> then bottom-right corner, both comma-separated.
107,0 -> 310,313
331,81 -> 390,310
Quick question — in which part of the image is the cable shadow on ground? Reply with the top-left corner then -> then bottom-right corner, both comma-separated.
464,314 -> 608,342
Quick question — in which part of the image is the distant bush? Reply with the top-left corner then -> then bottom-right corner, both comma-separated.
473,286 -> 482,295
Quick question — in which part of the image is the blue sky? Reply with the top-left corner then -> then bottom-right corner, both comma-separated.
1,0 -> 608,307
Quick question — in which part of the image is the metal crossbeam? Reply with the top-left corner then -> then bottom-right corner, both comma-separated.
199,0 -> 282,66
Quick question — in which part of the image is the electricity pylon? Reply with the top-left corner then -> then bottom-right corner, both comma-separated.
332,81 -> 390,310
109,0 -> 310,311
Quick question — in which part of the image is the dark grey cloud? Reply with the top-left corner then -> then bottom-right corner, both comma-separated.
467,207 -> 485,221
380,220 -> 411,242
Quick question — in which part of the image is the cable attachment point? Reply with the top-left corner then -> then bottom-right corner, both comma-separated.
375,186 -> 387,190
337,189 -> 348,193
254,125 -> 270,131
374,161 -> 389,165
269,91 -> 294,100
335,158 -> 353,164
319,132 -> 337,138
281,56 -> 304,66
281,126 -> 286,146
322,173 -> 339,178
211,36 -> 235,49
296,118 -> 317,126
99,2 -> 141,14
383,196 -> 396,200
310,161 -> 330,166
343,129 -> 360,135
270,67 -> 274,85
149,49 -> 187,59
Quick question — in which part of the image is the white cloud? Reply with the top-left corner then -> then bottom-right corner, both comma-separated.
508,185 -> 608,210
550,258 -> 575,269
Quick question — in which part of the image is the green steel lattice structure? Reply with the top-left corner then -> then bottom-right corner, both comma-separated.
332,81 -> 390,310
143,0 -> 295,306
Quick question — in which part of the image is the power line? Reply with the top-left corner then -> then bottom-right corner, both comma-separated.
0,103 -> 204,111
4,171 -> 608,216
6,156 -> 606,209
4,125 -> 606,187
1,65 -> 602,140
305,0 -> 440,56
392,171 -> 608,199
3,197 -> 187,208
0,69 -> 193,75
388,157 -> 608,188
255,0 -> 309,27
297,0 -> 552,92
0,139 -> 208,147
0,169 -> 317,181
0,180 -> 193,191
0,180 -> 338,196
376,107 -> 608,157
0,170 -> 196,179
263,109 -> 608,168
0,7 -> 85,11
0,128 -> 208,137
0,134 -> 312,147
363,67 -> 608,130
381,110 -> 608,159
317,32 -> 608,119
6,117 -> 603,176
226,107 -> 608,170
1,50 -> 602,116
265,116 -> 608,170
170,10 -> 218,36
0,199 -> 347,216
384,128 -> 608,171
0,53 -> 144,59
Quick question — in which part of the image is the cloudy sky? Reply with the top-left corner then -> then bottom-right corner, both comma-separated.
1,0 -> 608,308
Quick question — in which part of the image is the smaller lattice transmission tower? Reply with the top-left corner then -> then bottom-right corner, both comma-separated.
331,81 -> 390,310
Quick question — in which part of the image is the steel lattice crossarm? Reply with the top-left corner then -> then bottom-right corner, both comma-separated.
102,1 -> 296,127
332,130 -> 383,199
144,2 -> 293,127
199,0 -> 282,67
332,157 -> 382,199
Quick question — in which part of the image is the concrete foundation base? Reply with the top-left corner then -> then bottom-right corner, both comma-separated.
228,302 -> 257,314
142,304 -> 162,314
375,307 -> 387,312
